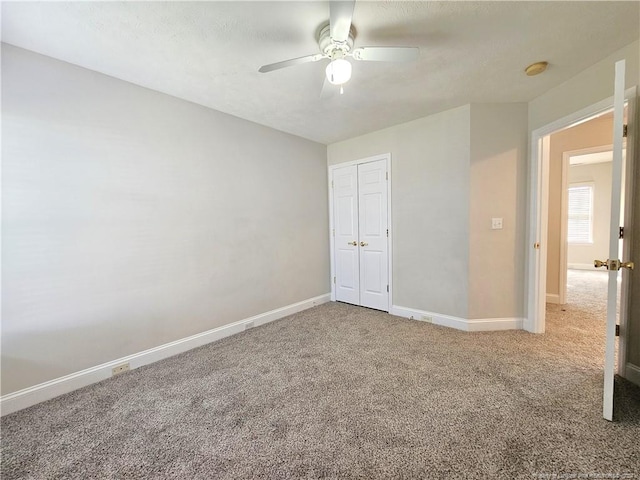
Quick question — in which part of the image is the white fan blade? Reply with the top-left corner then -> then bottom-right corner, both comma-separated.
351,47 -> 419,62
259,53 -> 325,73
330,0 -> 355,43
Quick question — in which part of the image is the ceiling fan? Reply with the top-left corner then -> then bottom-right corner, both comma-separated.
258,0 -> 419,95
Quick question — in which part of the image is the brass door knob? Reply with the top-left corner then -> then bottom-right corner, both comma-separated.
594,259 -> 634,271
360,242 -> 368,247
348,241 -> 357,246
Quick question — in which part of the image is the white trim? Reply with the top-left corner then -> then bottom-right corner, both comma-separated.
387,161 -> 393,311
0,293 -> 331,416
559,150 -> 570,305
566,144 -> 615,161
568,263 -> 597,270
466,317 -> 524,332
328,166 -> 336,302
625,363 -> 640,387
546,294 -> 560,304
328,153 -> 393,312
525,134 -> 551,333
390,305 -> 523,332
390,305 -> 468,330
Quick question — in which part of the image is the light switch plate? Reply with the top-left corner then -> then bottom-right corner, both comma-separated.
492,217 -> 503,230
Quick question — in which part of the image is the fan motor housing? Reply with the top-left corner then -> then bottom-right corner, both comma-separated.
318,23 -> 355,57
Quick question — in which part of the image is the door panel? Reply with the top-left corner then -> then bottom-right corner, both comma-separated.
337,248 -> 358,294
337,197 -> 356,236
362,250 -> 383,293
333,165 -> 360,305
603,60 -> 626,421
357,160 -> 389,311
362,192 -> 383,236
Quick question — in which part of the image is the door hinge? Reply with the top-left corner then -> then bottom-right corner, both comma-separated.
387,285 -> 389,293
619,227 -> 624,239
331,180 -> 334,188
615,324 -> 620,336
332,228 -> 335,237
623,124 -> 628,138
386,172 -> 388,181
333,276 -> 336,284
386,228 -> 389,237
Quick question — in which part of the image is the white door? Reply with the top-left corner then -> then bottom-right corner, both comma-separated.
358,160 -> 389,310
333,165 -> 360,305
600,60 -> 630,421
332,158 -> 389,311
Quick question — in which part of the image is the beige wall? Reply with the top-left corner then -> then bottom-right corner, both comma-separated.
469,104 -> 528,319
328,106 -> 471,318
1,45 -> 329,395
546,115 -> 613,296
567,162 -> 612,267
328,103 -> 528,321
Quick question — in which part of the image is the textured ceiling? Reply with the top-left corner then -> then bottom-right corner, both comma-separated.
2,1 -> 639,144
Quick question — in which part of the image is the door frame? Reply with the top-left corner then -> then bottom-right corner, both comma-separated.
526,87 -> 636,377
559,144 -> 614,304
328,153 -> 393,311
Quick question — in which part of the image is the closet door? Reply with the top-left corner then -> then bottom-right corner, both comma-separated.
358,160 -> 389,310
333,165 -> 360,305
331,159 -> 389,311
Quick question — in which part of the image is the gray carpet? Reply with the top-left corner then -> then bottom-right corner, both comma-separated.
2,271 -> 639,479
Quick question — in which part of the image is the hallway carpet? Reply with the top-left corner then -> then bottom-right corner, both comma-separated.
2,271 -> 639,479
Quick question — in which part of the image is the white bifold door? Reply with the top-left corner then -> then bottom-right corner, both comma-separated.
332,159 -> 389,311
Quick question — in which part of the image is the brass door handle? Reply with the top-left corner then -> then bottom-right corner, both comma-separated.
348,241 -> 357,246
360,242 -> 368,247
594,259 -> 635,271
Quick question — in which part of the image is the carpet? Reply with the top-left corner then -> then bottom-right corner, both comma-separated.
2,270 -> 639,479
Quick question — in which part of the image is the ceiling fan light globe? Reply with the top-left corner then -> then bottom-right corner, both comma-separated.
326,58 -> 352,85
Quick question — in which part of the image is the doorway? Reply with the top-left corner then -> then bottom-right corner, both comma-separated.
526,86 -> 636,379
542,114 -> 618,379
563,144 -> 617,350
547,113 -> 615,312
328,154 -> 392,312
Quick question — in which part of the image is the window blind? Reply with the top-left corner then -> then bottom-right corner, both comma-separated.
568,184 -> 593,244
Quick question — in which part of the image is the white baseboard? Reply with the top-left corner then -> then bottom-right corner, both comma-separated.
466,317 -> 524,331
546,294 -> 560,304
568,263 -> 596,270
1,293 -> 331,416
390,305 -> 523,332
625,363 -> 640,387
390,305 -> 467,330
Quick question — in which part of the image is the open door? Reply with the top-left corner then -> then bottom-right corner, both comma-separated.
595,60 -> 631,421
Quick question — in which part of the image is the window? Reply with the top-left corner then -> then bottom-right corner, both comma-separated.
568,183 -> 594,244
